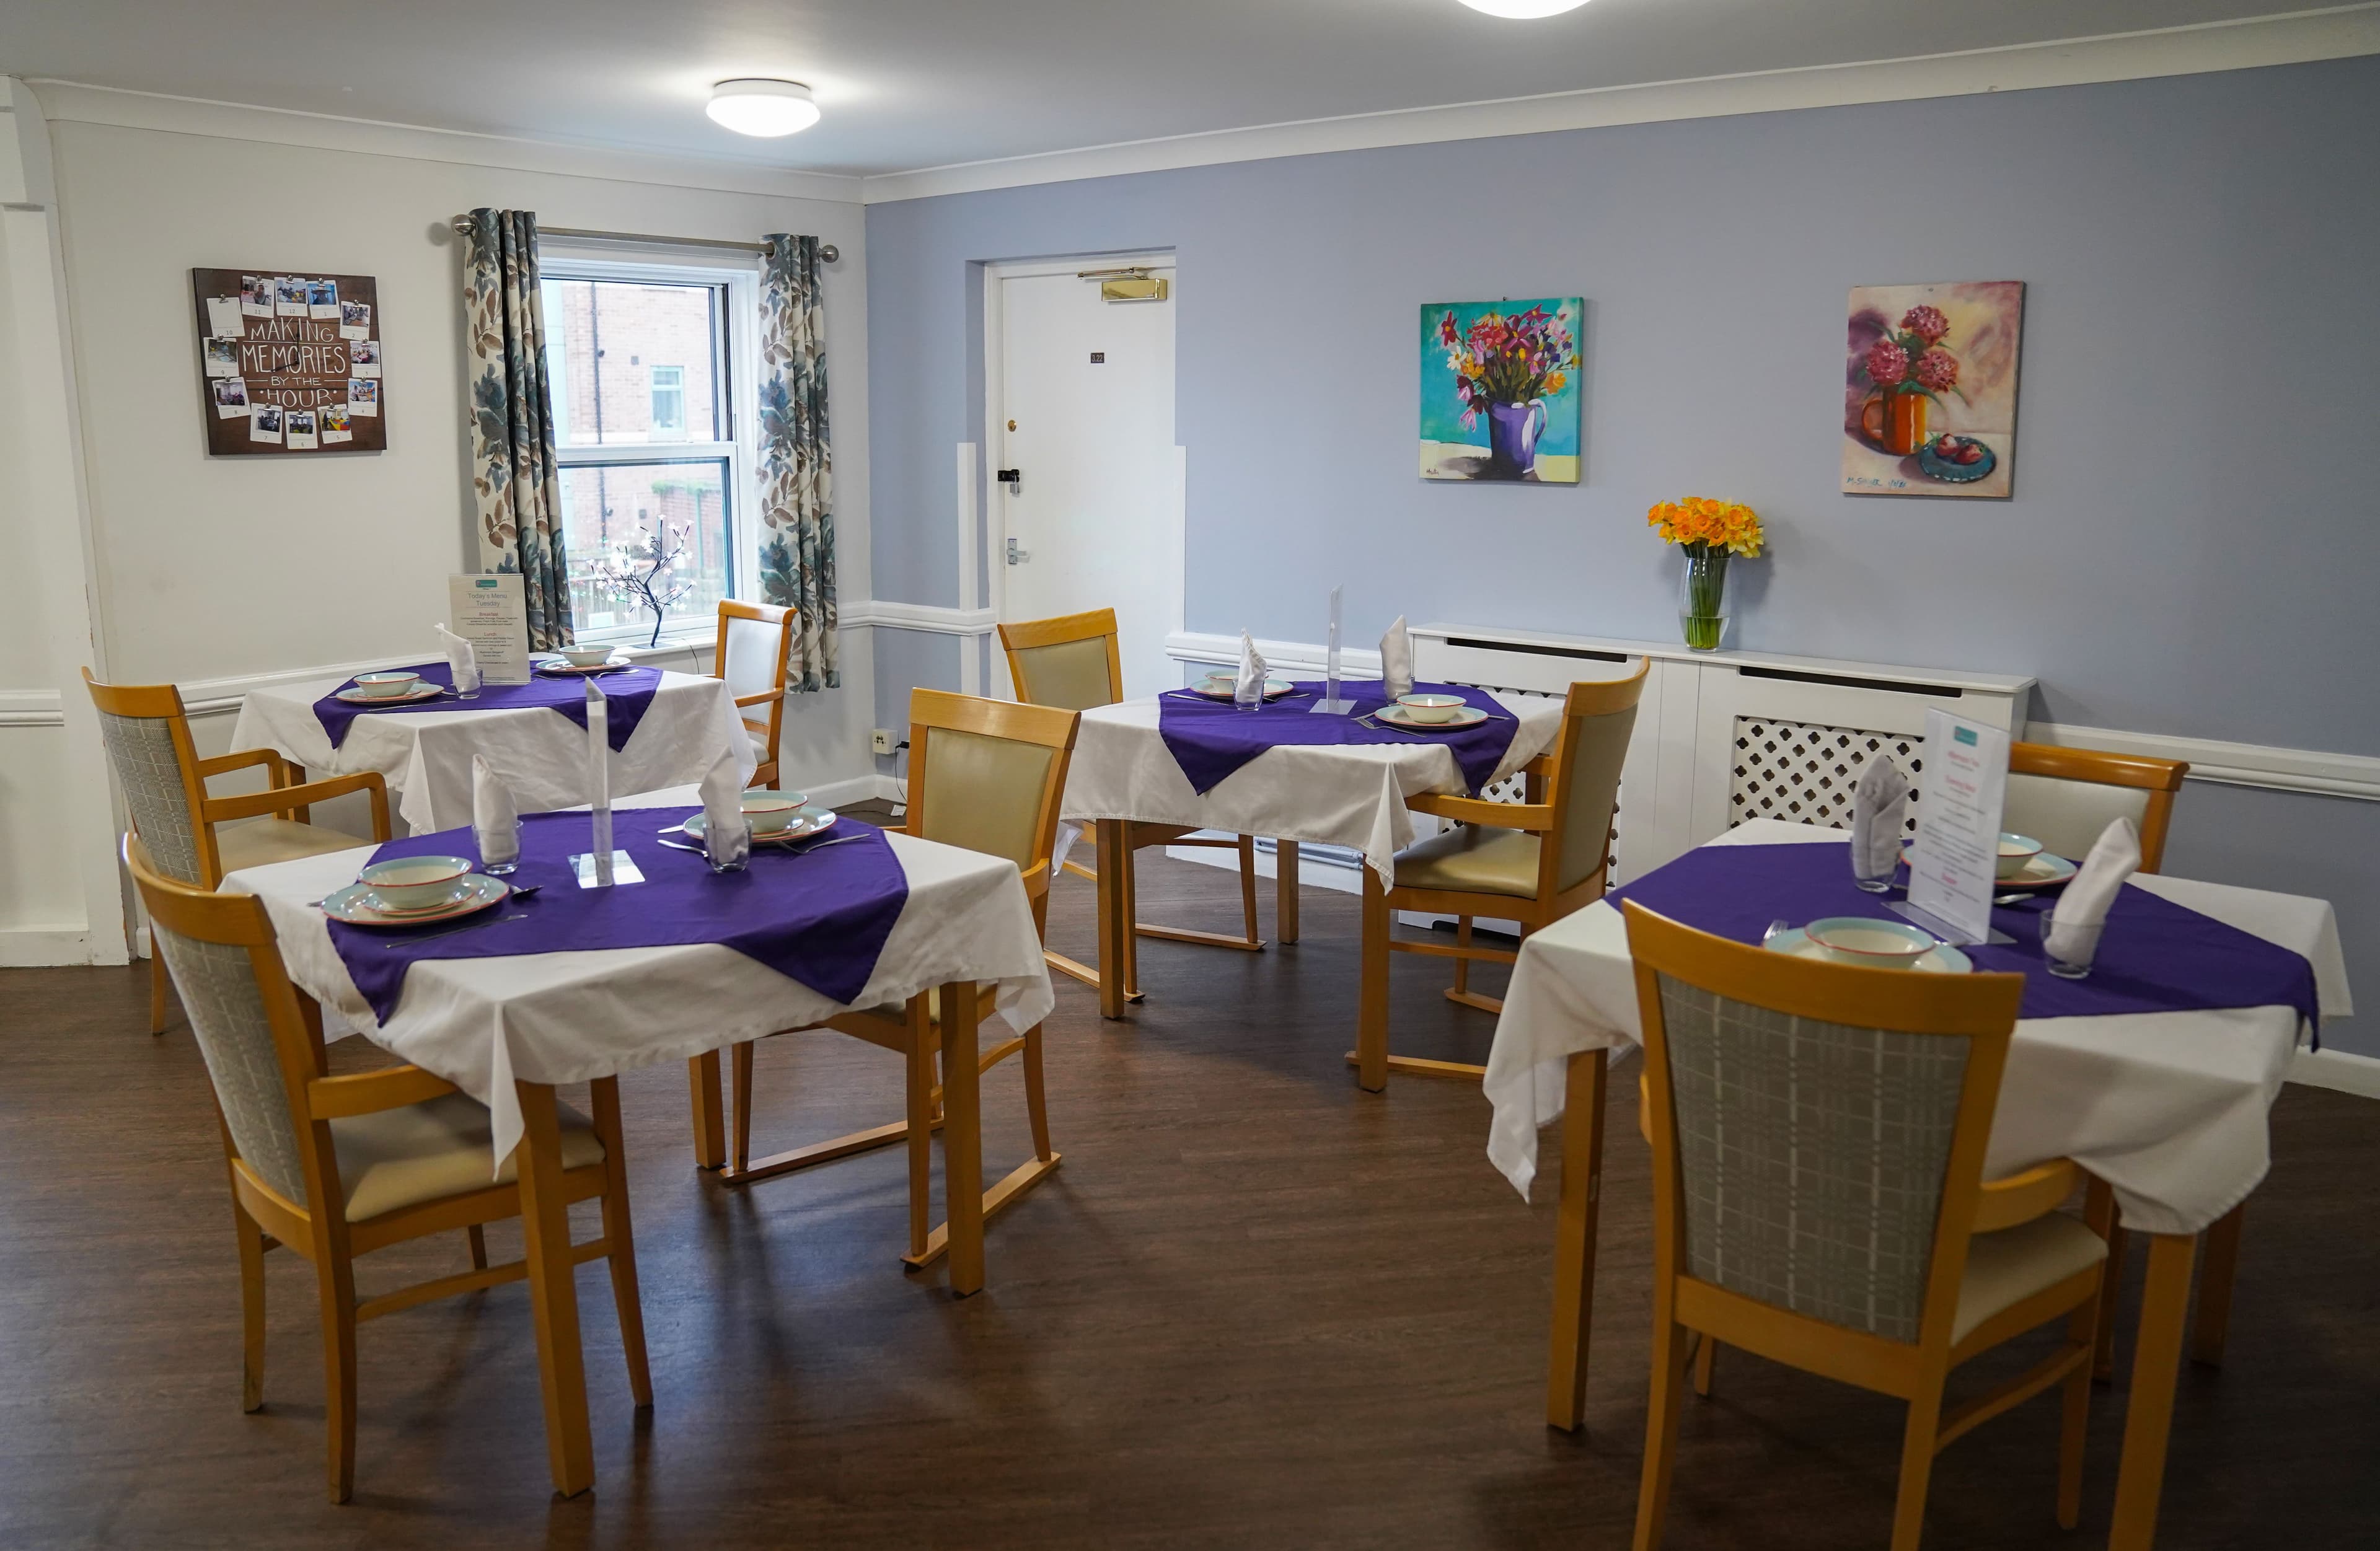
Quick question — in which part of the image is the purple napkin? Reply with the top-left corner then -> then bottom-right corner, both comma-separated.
1608,840 -> 2320,1034
311,662 -> 662,752
327,807 -> 907,1023
1158,680 -> 1517,796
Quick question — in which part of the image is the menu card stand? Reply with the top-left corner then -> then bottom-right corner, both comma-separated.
568,680 -> 643,888
1309,583 -> 1355,714
1890,708 -> 2012,946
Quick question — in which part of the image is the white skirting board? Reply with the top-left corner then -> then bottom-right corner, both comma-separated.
2290,1047 -> 2380,1099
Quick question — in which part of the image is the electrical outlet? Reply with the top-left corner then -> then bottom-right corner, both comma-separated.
871,728 -> 895,755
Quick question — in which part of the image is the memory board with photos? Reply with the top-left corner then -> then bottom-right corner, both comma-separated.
190,268 -> 385,455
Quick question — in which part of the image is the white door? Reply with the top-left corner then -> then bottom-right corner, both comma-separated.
993,260 -> 1180,702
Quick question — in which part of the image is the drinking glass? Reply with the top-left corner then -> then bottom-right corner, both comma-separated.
1234,675 -> 1261,714
2043,907 -> 2103,980
454,661 -> 482,700
1849,842 -> 1896,895
705,814 -> 752,874
477,818 -> 520,876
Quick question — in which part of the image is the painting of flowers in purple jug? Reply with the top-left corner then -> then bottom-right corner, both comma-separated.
1843,281 -> 2024,498
1420,299 -> 1582,483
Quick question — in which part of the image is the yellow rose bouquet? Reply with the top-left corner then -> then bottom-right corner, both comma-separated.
1647,497 -> 1764,650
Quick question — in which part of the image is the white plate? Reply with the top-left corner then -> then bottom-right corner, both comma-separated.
1898,841 -> 2078,890
1763,926 -> 1973,974
1375,702 -> 1489,730
1185,679 -> 1297,701
681,808 -> 838,845
335,683 -> 444,705
535,660 -> 634,677
323,872 -> 509,928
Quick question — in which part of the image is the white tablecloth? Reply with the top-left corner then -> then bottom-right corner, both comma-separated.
223,786 -> 1055,1167
230,668 -> 753,833
1483,819 -> 2353,1237
1059,690 -> 1565,882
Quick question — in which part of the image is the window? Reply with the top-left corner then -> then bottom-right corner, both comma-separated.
539,260 -> 754,643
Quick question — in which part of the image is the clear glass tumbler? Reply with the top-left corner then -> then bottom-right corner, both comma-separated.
705,814 -> 752,874
1850,840 -> 1896,895
477,818 -> 520,876
2043,907 -> 2103,980
1234,676 -> 1262,714
454,661 -> 482,700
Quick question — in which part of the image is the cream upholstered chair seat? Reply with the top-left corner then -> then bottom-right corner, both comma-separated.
216,819 -> 369,872
1954,1215 -> 2109,1345
331,1092 -> 604,1223
853,980 -> 1001,1028
1393,825 -> 1543,899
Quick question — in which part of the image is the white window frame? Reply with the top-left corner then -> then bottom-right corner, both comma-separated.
539,248 -> 760,648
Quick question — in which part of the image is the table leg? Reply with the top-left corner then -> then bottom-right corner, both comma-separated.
2109,1231 -> 2198,1551
1095,820 -> 1129,1020
1355,866 -> 1390,1092
514,1081 -> 595,1496
1547,1048 -> 1609,1431
1276,840 -> 1300,944
686,1050 -> 725,1169
2192,1201 -> 2245,1367
940,978 -> 987,1296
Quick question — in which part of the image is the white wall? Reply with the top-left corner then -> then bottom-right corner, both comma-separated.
0,86 -> 878,962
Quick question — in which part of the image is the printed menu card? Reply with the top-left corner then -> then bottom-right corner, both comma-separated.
447,573 -> 532,685
1900,708 -> 2009,944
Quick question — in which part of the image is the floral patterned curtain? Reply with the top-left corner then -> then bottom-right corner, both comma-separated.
461,208 -> 572,648
758,234 -> 837,690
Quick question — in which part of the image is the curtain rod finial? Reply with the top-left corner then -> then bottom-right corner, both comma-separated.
819,243 -> 840,265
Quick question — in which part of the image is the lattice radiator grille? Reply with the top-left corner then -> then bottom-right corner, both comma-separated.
1729,718 -> 1924,833
1448,682 -> 1620,877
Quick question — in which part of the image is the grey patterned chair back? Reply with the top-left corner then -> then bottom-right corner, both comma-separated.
149,920 -> 311,1205
95,708 -> 206,884
1654,974 -> 1972,1344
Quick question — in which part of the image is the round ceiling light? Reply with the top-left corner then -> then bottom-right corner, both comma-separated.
1457,0 -> 1591,15
706,79 -> 820,137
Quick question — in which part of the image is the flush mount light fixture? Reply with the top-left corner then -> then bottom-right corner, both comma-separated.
1457,0 -> 1591,16
706,79 -> 820,136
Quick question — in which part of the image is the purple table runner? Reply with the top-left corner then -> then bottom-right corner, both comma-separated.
311,662 -> 663,752
328,807 -> 908,1023
1157,680 -> 1518,796
1606,840 -> 2320,1032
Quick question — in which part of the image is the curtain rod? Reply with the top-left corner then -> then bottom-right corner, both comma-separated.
447,217 -> 837,264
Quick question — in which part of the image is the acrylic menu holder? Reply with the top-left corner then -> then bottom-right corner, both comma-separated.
569,679 -> 643,888
1889,708 -> 2011,946
1308,583 -> 1355,714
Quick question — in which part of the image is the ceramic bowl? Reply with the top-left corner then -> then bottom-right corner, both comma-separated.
351,671 -> 421,699
1996,833 -> 2046,880
558,646 -> 615,669
741,791 -> 806,835
1396,693 -> 1465,724
1803,916 -> 1939,969
357,855 -> 475,912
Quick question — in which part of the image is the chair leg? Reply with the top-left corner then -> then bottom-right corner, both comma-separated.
1236,833 -> 1259,944
149,938 -> 170,1035
1888,1378 -> 1946,1551
1276,839 -> 1299,944
2087,1177 -> 2125,1381
686,1050 -> 725,1170
729,1040 -> 756,1174
590,1077 -> 654,1408
2192,1200 -> 2246,1367
906,1039 -> 937,1260
1692,1333 -> 1717,1398
1633,1316 -> 1692,1551
1023,1024 -> 1054,1163
465,1224 -> 488,1271
2058,1288 -> 2100,1529
1452,918 -> 1471,996
1355,866 -> 1390,1092
1119,840 -> 1142,1001
234,1202 -> 268,1413
316,1251 -> 358,1503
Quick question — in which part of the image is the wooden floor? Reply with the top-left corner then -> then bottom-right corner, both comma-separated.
4,844 -> 2376,1549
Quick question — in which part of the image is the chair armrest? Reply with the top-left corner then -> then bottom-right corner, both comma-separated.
196,747 -> 299,785
1973,1158 -> 2082,1233
1406,793 -> 1553,831
306,1065 -> 459,1119
1017,860 -> 1049,900
734,688 -> 784,710
206,770 -> 393,840
1520,754 -> 1551,778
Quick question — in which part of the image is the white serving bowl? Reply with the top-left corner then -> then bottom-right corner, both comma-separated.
1803,916 -> 1938,969
351,671 -> 421,700
742,791 -> 806,835
558,646 -> 615,668
1996,833 -> 2045,880
1396,693 -> 1465,724
357,855 -> 475,912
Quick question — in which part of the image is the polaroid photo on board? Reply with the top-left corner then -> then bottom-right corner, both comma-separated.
213,378 -> 250,419
339,300 -> 372,341
275,277 -> 306,317
348,338 -> 381,377
241,275 -> 273,317
322,403 -> 353,444
347,378 -> 380,415
285,408 -> 318,450
205,296 -> 245,338
308,279 -> 339,319
202,336 -> 241,378
250,403 -> 283,443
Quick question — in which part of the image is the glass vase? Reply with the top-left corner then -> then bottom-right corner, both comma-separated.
1678,547 -> 1731,652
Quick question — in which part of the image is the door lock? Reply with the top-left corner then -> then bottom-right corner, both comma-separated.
1007,537 -> 1029,566
996,467 -> 1021,490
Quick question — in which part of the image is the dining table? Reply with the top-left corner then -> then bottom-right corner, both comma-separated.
222,784 -> 1056,1496
1483,817 -> 2351,1551
1060,677 -> 1567,1017
230,660 -> 753,832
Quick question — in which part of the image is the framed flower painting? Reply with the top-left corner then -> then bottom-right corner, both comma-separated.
1843,281 -> 2024,498
1420,299 -> 1582,483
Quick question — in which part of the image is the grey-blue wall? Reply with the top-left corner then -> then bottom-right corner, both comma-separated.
865,57 -> 2380,1052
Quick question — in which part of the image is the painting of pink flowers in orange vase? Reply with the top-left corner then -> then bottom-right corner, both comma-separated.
1842,281 -> 2024,499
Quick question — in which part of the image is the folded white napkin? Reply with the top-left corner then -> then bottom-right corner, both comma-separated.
436,623 -> 477,690
1380,615 -> 1413,700
1848,756 -> 1911,877
471,754 -> 517,854
2046,816 -> 2141,962
697,745 -> 750,868
1234,631 -> 1269,704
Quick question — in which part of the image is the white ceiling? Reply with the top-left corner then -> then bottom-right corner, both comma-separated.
0,0 -> 2333,178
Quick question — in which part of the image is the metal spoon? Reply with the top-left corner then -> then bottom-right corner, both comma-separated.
1763,918 -> 1791,946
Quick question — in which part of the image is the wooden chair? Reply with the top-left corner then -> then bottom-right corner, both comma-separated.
715,600 -> 796,790
84,668 -> 392,1034
721,688 -> 1080,1273
1352,660 -> 1648,1089
998,607 -> 1278,1003
2005,740 -> 2188,873
126,843 -> 650,1503
1624,902 -> 2109,1550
